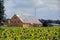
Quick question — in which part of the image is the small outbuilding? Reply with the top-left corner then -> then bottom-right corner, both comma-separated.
10,14 -> 42,27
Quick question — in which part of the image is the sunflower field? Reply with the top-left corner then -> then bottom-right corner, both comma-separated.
0,26 -> 60,40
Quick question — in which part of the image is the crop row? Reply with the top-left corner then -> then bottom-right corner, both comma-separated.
0,27 -> 60,40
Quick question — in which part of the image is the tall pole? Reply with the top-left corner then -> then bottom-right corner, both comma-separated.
35,8 -> 36,17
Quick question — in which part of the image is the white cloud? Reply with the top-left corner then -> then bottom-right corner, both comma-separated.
36,0 -> 44,5
14,8 -> 34,16
4,0 -> 15,8
34,0 -> 44,7
14,0 -> 29,4
48,5 -> 59,10
4,0 -> 15,14
4,0 -> 60,19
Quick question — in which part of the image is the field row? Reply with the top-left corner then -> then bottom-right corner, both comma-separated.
0,26 -> 60,40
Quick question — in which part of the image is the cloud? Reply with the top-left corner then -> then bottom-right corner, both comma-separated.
4,0 -> 59,9
4,0 -> 15,8
33,0 -> 59,11
45,0 -> 59,10
48,5 -> 59,10
35,0 -> 44,7
4,0 -> 60,20
14,8 -> 34,16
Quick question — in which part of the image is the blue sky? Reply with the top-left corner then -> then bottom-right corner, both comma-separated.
4,0 -> 60,20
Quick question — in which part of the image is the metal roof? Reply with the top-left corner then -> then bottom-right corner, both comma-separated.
16,14 -> 42,24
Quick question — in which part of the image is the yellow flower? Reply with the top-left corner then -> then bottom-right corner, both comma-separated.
7,37 -> 12,40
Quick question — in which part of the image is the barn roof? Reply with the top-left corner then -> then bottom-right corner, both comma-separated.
16,14 -> 42,24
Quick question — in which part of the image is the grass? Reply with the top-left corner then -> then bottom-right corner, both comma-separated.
0,26 -> 60,40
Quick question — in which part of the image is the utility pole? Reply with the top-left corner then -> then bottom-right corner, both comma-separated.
35,8 -> 36,17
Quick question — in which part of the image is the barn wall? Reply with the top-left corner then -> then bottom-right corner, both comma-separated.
10,15 -> 23,27
23,23 -> 30,27
33,24 -> 42,27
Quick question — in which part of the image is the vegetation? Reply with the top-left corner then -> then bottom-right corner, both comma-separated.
39,19 -> 60,24
39,19 -> 60,26
0,0 -> 5,25
0,26 -> 60,40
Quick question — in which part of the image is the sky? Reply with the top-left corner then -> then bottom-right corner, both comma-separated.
4,0 -> 60,20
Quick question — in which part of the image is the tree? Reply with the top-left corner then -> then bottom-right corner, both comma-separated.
0,0 -> 4,25
39,19 -> 45,23
39,19 -> 48,27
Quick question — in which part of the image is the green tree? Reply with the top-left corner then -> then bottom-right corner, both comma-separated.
0,0 -> 4,25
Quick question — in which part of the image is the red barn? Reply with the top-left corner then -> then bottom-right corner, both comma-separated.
10,14 -> 42,27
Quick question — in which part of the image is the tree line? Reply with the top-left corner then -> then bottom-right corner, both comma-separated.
39,19 -> 60,27
0,0 -> 5,26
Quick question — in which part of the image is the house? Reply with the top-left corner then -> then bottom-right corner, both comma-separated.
10,14 -> 42,27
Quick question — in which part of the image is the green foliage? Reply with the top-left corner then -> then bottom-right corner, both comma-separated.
0,0 -> 5,25
0,26 -> 60,40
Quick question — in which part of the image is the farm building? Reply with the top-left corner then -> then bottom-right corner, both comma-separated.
10,14 -> 42,27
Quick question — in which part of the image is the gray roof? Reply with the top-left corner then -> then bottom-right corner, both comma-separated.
16,14 -> 42,24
